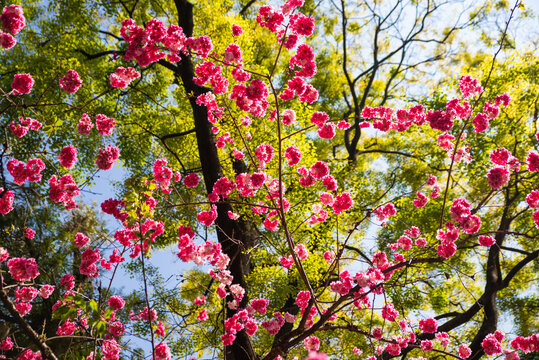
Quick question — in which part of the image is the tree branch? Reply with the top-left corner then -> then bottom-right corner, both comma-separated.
0,288 -> 59,360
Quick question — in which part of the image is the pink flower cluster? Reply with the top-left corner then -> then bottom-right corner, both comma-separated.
0,30 -> 16,49
289,44 -> 317,78
24,228 -> 35,239
222,309 -> 259,344
114,218 -> 164,254
121,19 -> 185,66
426,110 -> 453,132
197,204 -> 218,227
17,349 -> 43,359
257,6 -> 285,32
102,198 -> 128,222
7,158 -> 45,184
373,203 -> 397,222
121,17 -> 217,66
528,151 -> 539,172
362,105 -> 426,133
459,75 -> 483,98
230,78 -> 270,117
59,69 -> 82,93
80,248 -> 100,277
418,318 -> 438,333
381,303 -> 399,322
58,145 -> 77,169
235,172 -> 266,197
9,116 -> 42,137
482,331 -> 504,356
436,222 -> 459,259
108,295 -> 125,310
77,113 -> 94,134
74,232 -> 90,247
446,98 -> 472,119
296,290 -> 311,310
526,190 -> 539,209
478,235 -> 496,247
0,5 -> 25,49
56,319 -> 76,336
413,191 -> 429,208
154,342 -> 172,360
211,176 -> 236,200
232,24 -> 243,36
487,166 -> 511,190
280,75 -> 318,103
11,73 -> 34,94
261,312 -> 285,335
510,333 -> 539,353
330,270 -> 354,295
15,286 -> 39,304
48,174 -> 80,209
96,145 -> 120,170
304,336 -> 320,351
0,188 -> 14,215
96,114 -> 116,135
0,337 -> 13,351
308,111 -> 336,139
250,298 -> 269,314
109,66 -> 140,88
471,93 -> 510,133
7,257 -> 39,282
177,224 -> 229,270
1,5 -> 25,34
153,158 -> 180,193
450,198 -> 482,234
194,61 -> 229,95
290,13 -> 315,37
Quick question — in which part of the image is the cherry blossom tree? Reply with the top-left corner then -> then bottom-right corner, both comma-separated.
0,1 -> 538,360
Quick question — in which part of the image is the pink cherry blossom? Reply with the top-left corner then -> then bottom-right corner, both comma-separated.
527,151 -> 539,172
304,336 -> 320,351
482,333 -> 503,355
7,257 -> 39,282
78,113 -> 94,134
426,110 -> 453,131
296,290 -> 310,309
24,228 -> 35,239
58,145 -> 78,169
95,114 -> 116,135
109,66 -> 140,88
0,31 -> 16,49
232,24 -> 243,36
479,235 -> 496,247
472,112 -> 489,132
418,318 -> 438,333
333,192 -> 353,214
60,274 -> 74,290
526,190 -> 539,208
1,5 -> 25,35
381,303 -> 399,322
11,73 -> 34,94
184,173 -> 200,188
108,296 -> 125,310
487,166 -> 510,190
413,192 -> 428,208
490,148 -> 511,165
459,75 -> 483,98
96,146 -> 120,170
59,69 -> 82,93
